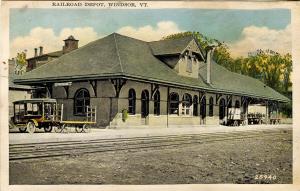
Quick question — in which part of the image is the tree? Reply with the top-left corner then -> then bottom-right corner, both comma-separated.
163,31 -> 218,50
162,32 -> 292,95
162,32 -> 292,117
15,51 -> 27,75
162,31 -> 233,71
238,50 -> 292,94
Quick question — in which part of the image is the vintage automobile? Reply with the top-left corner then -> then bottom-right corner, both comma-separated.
10,98 -> 96,133
11,98 -> 58,133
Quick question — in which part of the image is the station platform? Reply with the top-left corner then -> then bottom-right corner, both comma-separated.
9,124 -> 292,144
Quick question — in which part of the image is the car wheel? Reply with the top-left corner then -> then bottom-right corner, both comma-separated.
19,126 -> 27,133
44,125 -> 53,133
27,121 -> 36,134
82,124 -> 91,133
55,124 -> 63,133
75,125 -> 83,133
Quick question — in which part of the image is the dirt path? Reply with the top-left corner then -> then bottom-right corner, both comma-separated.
10,131 -> 292,184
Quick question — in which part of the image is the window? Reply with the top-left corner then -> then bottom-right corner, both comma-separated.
219,98 -> 226,119
153,91 -> 160,116
128,89 -> 136,115
186,57 -> 192,73
228,100 -> 232,108
185,50 -> 193,73
200,96 -> 206,119
181,93 -> 192,115
235,100 -> 240,108
141,90 -> 149,118
193,95 -> 198,116
209,97 -> 214,116
169,92 -> 179,114
74,89 -> 90,115
14,103 -> 25,115
25,103 -> 41,115
242,100 -> 247,114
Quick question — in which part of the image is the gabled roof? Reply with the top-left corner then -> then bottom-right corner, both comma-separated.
46,50 -> 63,57
149,35 -> 205,61
15,33 -> 289,102
27,50 -> 63,61
16,33 -> 209,88
149,36 -> 194,56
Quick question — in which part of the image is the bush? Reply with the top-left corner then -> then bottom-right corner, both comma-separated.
279,102 -> 292,118
122,109 -> 128,122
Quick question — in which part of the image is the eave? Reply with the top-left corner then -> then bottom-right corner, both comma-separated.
14,73 -> 290,103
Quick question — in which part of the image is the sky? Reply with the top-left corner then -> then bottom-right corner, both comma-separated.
9,8 -> 291,58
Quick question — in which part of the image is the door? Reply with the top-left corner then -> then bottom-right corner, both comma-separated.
219,98 -> 226,120
141,90 -> 149,118
200,97 -> 206,124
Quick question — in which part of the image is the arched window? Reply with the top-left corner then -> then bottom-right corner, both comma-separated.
242,100 -> 247,114
128,89 -> 136,114
141,90 -> 149,118
228,100 -> 232,108
209,97 -> 214,116
200,96 -> 206,119
74,88 -> 90,115
169,92 -> 179,115
193,95 -> 198,116
153,91 -> 160,116
182,93 -> 192,115
235,100 -> 240,108
219,98 -> 226,119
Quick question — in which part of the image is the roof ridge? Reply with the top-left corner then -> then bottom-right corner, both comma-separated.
113,32 -> 152,43
113,33 -> 124,73
150,35 -> 193,43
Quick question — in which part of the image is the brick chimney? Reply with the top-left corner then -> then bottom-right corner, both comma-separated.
39,46 -> 43,56
205,41 -> 222,84
34,48 -> 38,57
63,35 -> 79,54
205,47 -> 216,84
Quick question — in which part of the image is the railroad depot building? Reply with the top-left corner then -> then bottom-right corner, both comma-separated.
15,33 -> 289,128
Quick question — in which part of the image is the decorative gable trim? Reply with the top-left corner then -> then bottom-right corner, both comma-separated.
181,39 -> 205,61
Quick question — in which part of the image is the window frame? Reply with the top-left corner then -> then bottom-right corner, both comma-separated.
209,97 -> 214,117
128,89 -> 136,115
141,90 -> 149,118
169,92 -> 179,115
219,98 -> 226,119
181,93 -> 192,116
74,88 -> 90,116
186,56 -> 193,73
200,96 -> 206,119
153,91 -> 160,116
235,100 -> 240,108
193,95 -> 198,116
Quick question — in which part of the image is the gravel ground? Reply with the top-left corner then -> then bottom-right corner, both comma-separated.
9,131 -> 292,184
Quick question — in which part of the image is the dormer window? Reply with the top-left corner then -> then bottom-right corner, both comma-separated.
186,57 -> 192,73
185,51 -> 193,73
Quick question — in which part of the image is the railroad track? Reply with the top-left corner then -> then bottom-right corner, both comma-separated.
9,128 -> 292,161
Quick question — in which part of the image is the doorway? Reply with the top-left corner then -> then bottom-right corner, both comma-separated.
141,90 -> 149,118
219,98 -> 226,120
